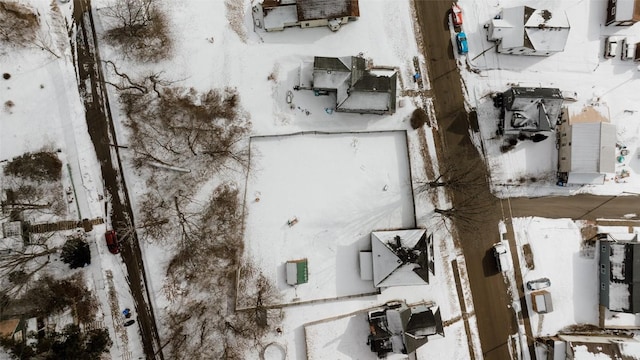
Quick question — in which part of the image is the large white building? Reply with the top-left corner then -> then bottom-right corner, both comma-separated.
558,106 -> 616,185
488,6 -> 570,56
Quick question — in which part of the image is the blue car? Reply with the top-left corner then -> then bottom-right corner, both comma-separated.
456,32 -> 469,55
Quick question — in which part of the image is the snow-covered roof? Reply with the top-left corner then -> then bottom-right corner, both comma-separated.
604,241 -> 640,313
614,0 -> 640,22
497,6 -> 570,53
371,229 -> 428,288
262,4 -> 299,30
312,56 -> 397,114
560,334 -> 640,359
570,122 -> 616,174
503,87 -> 563,133
368,302 -> 443,356
2,221 -> 22,238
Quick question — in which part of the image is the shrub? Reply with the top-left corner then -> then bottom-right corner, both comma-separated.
410,108 -> 428,129
3,152 -> 62,181
103,0 -> 172,62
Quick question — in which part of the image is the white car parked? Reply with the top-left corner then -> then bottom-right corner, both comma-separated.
493,242 -> 512,272
622,38 -> 637,60
605,36 -> 622,59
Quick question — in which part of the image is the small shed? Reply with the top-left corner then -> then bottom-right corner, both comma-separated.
286,259 -> 308,286
532,290 -> 554,314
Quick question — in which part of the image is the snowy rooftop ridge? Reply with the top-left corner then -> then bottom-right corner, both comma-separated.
371,229 -> 429,288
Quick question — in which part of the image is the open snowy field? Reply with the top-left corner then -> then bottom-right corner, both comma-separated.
241,131 -> 415,304
456,0 -> 640,197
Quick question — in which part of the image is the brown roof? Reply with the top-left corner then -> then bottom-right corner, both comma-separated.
0,319 -> 20,338
297,0 -> 359,21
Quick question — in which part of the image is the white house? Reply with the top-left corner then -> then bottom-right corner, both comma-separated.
488,6 -> 570,56
360,229 -> 429,288
298,55 -> 398,115
606,0 -> 640,26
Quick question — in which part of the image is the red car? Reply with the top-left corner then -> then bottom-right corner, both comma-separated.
105,230 -> 120,254
451,4 -> 463,27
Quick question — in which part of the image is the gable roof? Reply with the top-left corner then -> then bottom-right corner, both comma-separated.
368,302 -> 444,356
0,319 -> 20,338
570,122 -> 616,174
296,0 -> 359,21
503,87 -> 563,133
312,56 -> 397,114
371,229 -> 428,288
402,305 -> 444,353
497,6 -> 570,52
606,240 -> 640,313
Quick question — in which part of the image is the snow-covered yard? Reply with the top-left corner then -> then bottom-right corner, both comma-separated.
512,218 -> 600,337
241,131 -> 415,304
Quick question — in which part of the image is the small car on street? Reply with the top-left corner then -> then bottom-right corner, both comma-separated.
456,32 -> 469,55
451,4 -> 463,27
604,36 -> 621,59
105,230 -> 119,254
527,277 -> 551,291
493,242 -> 512,272
622,38 -> 637,60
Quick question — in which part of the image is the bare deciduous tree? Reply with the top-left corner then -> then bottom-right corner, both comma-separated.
102,0 -> 153,36
0,232 -> 58,297
158,184 -> 282,359
0,1 -> 39,45
103,65 -> 250,175
416,150 -> 489,194
102,0 -> 171,61
434,190 -> 497,233
1,176 -> 66,218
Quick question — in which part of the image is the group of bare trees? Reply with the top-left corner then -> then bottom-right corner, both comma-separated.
159,184 -> 281,359
102,57 -> 280,357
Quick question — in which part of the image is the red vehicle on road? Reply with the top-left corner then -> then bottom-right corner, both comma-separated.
105,230 -> 120,254
451,4 -> 463,27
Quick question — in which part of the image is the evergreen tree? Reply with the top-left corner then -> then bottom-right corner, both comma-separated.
60,237 -> 91,269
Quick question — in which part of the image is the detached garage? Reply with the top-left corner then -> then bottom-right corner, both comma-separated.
286,259 -> 308,286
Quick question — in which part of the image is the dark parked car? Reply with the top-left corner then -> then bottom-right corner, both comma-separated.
527,277 -> 551,291
105,230 -> 119,254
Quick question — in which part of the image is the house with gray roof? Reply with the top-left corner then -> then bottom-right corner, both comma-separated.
367,301 -> 444,357
300,56 -> 397,115
558,106 -> 616,185
599,236 -> 640,313
488,6 -> 570,56
252,0 -> 359,32
500,87 -> 563,136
